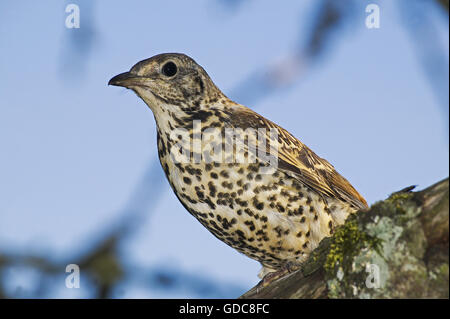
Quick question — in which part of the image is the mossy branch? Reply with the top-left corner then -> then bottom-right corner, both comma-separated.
241,178 -> 449,299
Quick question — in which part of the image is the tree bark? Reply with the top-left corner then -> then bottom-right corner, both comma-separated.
241,178 -> 449,299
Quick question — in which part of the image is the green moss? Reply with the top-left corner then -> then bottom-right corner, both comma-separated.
387,191 -> 414,203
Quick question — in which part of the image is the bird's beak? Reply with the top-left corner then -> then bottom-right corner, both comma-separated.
108,72 -> 145,88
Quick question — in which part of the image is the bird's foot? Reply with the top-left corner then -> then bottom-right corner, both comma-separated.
256,262 -> 300,290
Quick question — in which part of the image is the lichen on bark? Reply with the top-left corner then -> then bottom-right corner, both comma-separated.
241,178 -> 449,299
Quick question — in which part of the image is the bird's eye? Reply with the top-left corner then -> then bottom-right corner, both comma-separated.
161,61 -> 178,77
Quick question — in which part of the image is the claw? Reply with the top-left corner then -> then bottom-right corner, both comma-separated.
256,262 -> 300,289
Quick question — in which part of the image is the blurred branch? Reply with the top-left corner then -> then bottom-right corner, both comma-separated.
302,0 -> 354,60
230,0 -> 355,106
0,232 -> 245,298
436,0 -> 449,12
398,0 -> 449,128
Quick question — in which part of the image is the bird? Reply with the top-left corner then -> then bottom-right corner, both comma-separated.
109,53 -> 368,284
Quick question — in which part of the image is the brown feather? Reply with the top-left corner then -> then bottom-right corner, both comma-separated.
226,106 -> 368,210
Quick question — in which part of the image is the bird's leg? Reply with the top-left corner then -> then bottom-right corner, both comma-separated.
256,262 -> 301,289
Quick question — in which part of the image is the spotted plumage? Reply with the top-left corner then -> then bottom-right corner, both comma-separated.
109,53 -> 368,280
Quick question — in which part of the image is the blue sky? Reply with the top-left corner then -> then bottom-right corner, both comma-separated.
0,0 -> 448,298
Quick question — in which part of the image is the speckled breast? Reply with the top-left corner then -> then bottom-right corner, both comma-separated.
157,134 -> 339,269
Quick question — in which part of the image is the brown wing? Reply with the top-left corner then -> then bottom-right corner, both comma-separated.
227,106 -> 368,210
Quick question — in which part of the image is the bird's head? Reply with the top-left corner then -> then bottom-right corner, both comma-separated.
109,53 -> 225,115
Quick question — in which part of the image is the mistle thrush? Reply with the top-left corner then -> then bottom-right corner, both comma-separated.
109,53 -> 368,282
